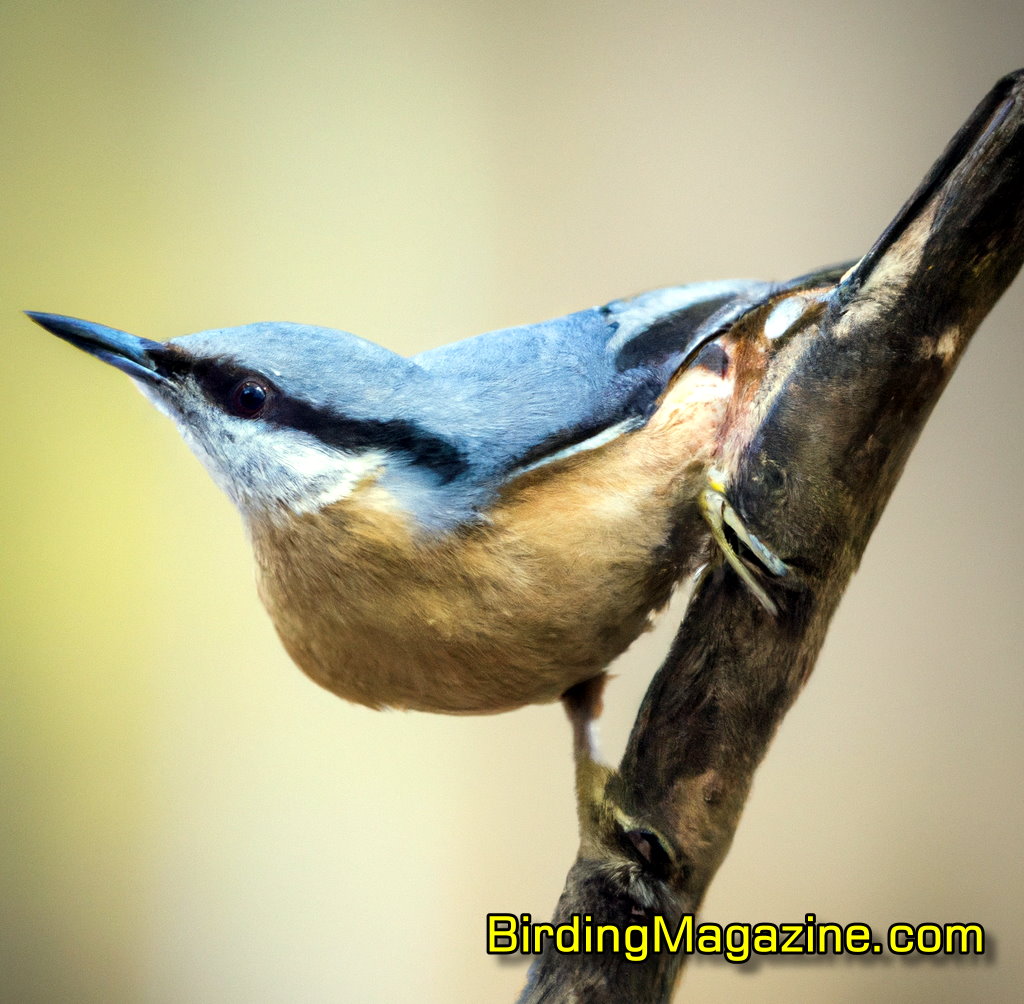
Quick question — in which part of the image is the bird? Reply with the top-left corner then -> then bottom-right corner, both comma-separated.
26,264 -> 845,765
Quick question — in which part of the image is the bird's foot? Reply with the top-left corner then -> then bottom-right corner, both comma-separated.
700,467 -> 788,615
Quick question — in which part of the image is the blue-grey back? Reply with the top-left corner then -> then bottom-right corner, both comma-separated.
171,278 -> 771,491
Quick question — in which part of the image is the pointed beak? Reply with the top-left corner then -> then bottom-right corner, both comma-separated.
25,311 -> 168,386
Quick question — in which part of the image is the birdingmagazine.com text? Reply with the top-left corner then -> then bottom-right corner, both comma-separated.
486,912 -> 985,964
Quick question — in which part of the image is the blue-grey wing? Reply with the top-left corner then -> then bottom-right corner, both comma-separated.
411,279 -> 773,481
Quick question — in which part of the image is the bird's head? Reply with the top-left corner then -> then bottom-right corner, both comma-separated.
25,313 -> 466,527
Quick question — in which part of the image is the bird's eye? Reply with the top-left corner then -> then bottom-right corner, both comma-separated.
229,379 -> 269,418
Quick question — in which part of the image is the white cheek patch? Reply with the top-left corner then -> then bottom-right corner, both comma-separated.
286,447 -> 387,513
212,423 -> 388,518
134,379 -> 390,519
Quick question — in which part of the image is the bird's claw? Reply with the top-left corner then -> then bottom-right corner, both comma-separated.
701,468 -> 788,615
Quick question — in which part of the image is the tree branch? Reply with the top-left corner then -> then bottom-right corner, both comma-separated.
519,69 -> 1024,1002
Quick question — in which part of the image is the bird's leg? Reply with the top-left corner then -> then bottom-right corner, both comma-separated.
562,676 -> 678,872
700,466 -> 789,615
561,674 -> 614,841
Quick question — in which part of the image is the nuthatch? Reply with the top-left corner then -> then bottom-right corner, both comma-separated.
27,265 -> 846,761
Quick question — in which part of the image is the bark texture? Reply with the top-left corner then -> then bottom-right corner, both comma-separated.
519,69 -> 1024,1003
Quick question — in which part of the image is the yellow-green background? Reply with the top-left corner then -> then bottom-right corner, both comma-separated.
3,2 -> 1022,1001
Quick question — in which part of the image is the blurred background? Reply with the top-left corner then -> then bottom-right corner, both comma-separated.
2,2 -> 1022,1001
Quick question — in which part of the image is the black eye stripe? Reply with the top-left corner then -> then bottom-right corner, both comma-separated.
272,396 -> 467,483
176,355 -> 467,483
188,357 -> 265,404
